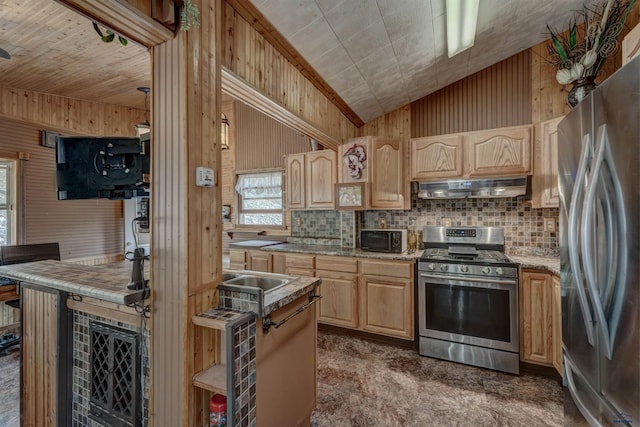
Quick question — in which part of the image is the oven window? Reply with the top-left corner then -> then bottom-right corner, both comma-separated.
425,283 -> 511,342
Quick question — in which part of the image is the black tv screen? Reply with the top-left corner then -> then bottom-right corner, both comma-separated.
56,136 -> 149,200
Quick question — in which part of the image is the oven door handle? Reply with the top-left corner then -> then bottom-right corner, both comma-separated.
419,273 -> 517,286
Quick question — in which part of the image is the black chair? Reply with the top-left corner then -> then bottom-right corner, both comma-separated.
0,243 -> 61,353
0,243 -> 61,309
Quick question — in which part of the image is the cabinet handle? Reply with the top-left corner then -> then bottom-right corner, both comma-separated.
262,294 -> 321,331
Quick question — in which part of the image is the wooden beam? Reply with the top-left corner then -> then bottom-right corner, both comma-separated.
55,0 -> 174,48
224,0 -> 364,128
222,68 -> 340,151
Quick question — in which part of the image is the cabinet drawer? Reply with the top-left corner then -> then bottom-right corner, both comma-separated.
287,267 -> 314,277
315,256 -> 358,273
286,254 -> 315,269
360,260 -> 413,279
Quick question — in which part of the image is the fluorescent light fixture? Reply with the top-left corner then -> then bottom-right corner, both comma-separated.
446,0 -> 479,58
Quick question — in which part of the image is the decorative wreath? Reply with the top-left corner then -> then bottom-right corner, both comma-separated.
343,144 -> 367,179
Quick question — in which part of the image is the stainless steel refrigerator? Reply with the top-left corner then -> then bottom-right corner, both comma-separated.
558,54 -> 639,426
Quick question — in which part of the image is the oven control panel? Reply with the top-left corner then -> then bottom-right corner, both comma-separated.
445,228 -> 476,238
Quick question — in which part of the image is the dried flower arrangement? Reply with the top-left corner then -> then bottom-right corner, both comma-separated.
546,0 -> 636,85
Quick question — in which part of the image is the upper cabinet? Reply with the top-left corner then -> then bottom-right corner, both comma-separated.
465,125 -> 532,177
623,21 -> 640,65
339,136 -> 409,210
410,125 -> 532,181
410,135 -> 463,180
285,150 -> 337,210
532,116 -> 563,208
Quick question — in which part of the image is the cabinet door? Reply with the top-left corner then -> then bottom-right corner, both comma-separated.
316,270 -> 358,328
410,135 -> 463,180
305,151 -> 336,209
229,249 -> 246,270
552,275 -> 562,374
466,125 -> 532,177
247,251 -> 272,272
285,154 -> 306,209
360,276 -> 413,340
370,138 -> 407,209
520,270 -> 553,365
532,117 -> 562,208
623,22 -> 640,65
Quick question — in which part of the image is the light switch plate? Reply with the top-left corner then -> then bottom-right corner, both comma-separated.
544,217 -> 556,232
196,166 -> 214,187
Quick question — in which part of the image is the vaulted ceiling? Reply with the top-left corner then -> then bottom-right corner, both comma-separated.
0,0 -> 589,122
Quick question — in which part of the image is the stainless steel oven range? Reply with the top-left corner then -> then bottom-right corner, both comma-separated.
418,226 -> 519,374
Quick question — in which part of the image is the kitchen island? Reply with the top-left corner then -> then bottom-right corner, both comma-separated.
0,259 -> 151,426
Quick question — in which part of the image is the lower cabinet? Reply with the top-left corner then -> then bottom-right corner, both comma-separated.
360,260 -> 413,340
316,256 -> 359,328
232,250 -> 415,341
229,248 -> 246,270
520,269 -> 561,370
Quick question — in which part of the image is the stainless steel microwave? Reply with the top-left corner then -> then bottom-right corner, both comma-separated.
360,229 -> 407,253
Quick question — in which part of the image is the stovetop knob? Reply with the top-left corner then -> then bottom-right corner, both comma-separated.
427,263 -> 436,271
460,265 -> 468,273
496,267 -> 504,276
481,266 -> 491,274
440,264 -> 448,272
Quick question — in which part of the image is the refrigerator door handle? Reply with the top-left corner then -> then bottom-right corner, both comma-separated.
581,125 -> 628,360
564,354 -> 603,427
568,133 -> 595,345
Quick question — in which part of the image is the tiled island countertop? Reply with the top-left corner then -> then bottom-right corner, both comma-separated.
0,259 -> 149,305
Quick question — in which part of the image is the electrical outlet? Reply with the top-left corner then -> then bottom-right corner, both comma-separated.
295,217 -> 302,227
544,217 -> 556,232
442,218 -> 452,227
18,152 -> 30,160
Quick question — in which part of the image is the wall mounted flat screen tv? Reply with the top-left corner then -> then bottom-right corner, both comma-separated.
56,135 -> 149,200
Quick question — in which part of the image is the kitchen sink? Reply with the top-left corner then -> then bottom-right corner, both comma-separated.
223,276 -> 289,292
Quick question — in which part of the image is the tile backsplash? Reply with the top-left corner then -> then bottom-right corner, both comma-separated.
292,195 -> 559,256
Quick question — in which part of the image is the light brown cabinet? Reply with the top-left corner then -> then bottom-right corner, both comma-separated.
339,136 -> 409,210
315,256 -> 359,328
285,150 -> 337,210
410,125 -> 532,181
465,126 -> 532,177
360,260 -> 413,340
410,135 -> 463,180
532,116 -> 563,208
229,248 -> 247,270
247,250 -> 272,272
623,21 -> 640,65
552,274 -> 562,374
272,252 -> 315,277
519,269 -> 554,366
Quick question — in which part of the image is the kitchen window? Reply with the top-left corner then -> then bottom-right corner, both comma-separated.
235,171 -> 283,227
0,160 -> 16,245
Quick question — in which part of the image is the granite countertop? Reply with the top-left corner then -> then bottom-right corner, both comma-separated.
263,243 -> 422,261
507,255 -> 560,276
0,260 -> 149,305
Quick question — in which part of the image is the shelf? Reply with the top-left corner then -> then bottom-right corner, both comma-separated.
193,363 -> 227,394
192,307 -> 249,330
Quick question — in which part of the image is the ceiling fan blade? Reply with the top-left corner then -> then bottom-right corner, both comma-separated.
0,48 -> 11,60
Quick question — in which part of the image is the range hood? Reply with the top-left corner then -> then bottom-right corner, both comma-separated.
417,176 -> 527,199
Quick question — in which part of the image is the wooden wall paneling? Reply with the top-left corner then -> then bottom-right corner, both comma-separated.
21,287 -> 58,426
0,87 -> 146,136
221,1 -> 357,145
0,117 -> 125,259
411,50 -> 531,137
234,101 -> 311,171
151,0 -> 222,425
